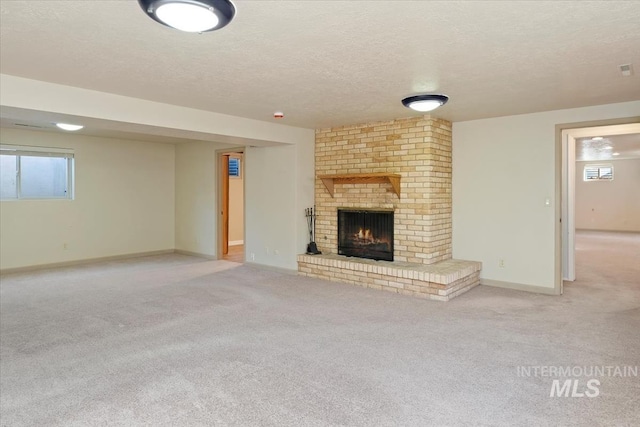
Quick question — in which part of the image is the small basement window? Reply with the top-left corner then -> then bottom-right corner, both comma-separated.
228,156 -> 241,178
583,164 -> 613,182
0,144 -> 74,200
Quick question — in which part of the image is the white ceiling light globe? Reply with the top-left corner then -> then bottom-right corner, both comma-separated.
56,123 -> 84,131
407,100 -> 444,112
402,94 -> 449,112
155,3 -> 220,32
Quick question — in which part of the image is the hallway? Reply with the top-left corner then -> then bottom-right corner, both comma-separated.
566,230 -> 640,295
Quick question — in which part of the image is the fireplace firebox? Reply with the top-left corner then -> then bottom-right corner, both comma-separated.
338,209 -> 393,261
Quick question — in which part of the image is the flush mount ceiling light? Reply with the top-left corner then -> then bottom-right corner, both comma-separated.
138,0 -> 236,33
55,123 -> 84,131
402,94 -> 449,112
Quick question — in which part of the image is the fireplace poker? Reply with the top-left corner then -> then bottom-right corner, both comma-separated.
305,206 -> 321,255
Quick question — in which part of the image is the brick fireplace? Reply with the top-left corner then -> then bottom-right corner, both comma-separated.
298,116 -> 481,301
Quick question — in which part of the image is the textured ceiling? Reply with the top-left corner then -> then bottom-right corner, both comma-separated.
576,133 -> 640,161
1,0 -> 639,129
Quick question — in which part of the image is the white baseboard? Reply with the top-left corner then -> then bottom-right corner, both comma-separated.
228,240 -> 244,246
576,228 -> 640,234
481,278 -> 559,295
0,250 -> 175,275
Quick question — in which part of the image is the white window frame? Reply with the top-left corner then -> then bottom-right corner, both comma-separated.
583,164 -> 613,182
0,144 -> 75,200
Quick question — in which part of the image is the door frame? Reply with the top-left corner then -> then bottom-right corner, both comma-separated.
555,117 -> 640,295
216,147 -> 245,260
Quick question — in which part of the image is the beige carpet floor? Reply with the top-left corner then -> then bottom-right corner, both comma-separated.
1,231 -> 638,426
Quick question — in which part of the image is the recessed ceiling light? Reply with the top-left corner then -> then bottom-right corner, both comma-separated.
138,0 -> 236,33
401,94 -> 449,112
612,152 -> 620,156
603,146 -> 613,150
591,136 -> 604,141
55,123 -> 84,131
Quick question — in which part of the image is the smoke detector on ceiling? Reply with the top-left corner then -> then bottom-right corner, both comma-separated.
619,64 -> 633,77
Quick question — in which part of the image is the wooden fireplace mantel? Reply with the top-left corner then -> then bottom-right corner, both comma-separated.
318,173 -> 401,198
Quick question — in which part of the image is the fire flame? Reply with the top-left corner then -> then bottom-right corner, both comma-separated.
356,228 -> 375,243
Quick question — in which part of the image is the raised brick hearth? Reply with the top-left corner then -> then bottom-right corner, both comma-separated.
299,115 -> 482,301
298,254 -> 481,302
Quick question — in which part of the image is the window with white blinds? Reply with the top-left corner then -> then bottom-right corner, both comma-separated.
583,164 -> 613,182
0,145 -> 74,200
228,156 -> 241,178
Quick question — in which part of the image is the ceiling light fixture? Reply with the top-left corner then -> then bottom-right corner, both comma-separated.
138,0 -> 236,33
401,94 -> 449,112
612,152 -> 620,156
55,123 -> 84,131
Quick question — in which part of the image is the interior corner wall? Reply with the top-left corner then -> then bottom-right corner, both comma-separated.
245,139 -> 314,270
452,101 -> 640,290
0,127 -> 175,270
575,158 -> 640,231
175,141 -> 226,257
296,138 -> 316,256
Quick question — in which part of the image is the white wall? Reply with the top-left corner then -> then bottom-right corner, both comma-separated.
175,141 -> 227,256
245,139 -> 314,270
575,158 -> 640,231
452,101 -> 640,291
228,154 -> 244,243
0,127 -> 175,270
176,137 -> 314,268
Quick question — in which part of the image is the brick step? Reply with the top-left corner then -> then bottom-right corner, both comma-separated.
298,254 -> 481,301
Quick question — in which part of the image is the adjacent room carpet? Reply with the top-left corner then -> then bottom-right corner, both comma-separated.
1,231 -> 638,426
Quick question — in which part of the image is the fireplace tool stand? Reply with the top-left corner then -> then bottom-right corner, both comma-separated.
305,206 -> 322,255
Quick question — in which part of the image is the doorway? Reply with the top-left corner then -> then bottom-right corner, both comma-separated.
219,150 -> 245,263
559,121 -> 640,292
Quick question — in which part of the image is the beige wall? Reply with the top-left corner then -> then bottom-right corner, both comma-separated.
228,154 -> 244,244
245,141 -> 315,270
575,158 -> 640,231
175,141 -> 227,256
175,139 -> 314,269
0,76 -> 318,271
0,127 -> 175,270
452,100 -> 640,290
